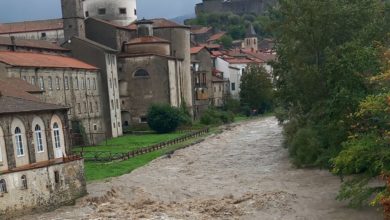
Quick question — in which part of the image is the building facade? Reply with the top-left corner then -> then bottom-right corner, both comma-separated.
0,79 -> 86,218
64,36 -> 123,138
0,51 -> 105,145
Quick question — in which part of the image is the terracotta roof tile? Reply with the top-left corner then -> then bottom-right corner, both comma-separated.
0,19 -> 63,34
0,51 -> 98,70
207,32 -> 226,42
190,46 -> 204,54
0,36 -> 68,51
126,18 -> 188,30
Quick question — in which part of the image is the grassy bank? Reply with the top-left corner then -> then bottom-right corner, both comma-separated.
85,135 -> 207,181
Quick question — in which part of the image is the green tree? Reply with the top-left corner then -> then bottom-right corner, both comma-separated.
270,0 -> 387,166
239,65 -> 273,113
147,104 -> 181,133
218,35 -> 233,49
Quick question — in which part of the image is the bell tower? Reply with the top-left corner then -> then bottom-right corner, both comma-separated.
61,0 -> 86,41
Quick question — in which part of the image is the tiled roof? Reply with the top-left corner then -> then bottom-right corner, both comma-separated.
1,78 -> 43,94
0,19 -> 63,34
241,49 -> 276,62
0,96 -> 67,114
199,43 -> 221,50
0,78 -> 67,114
207,32 -> 226,42
191,26 -> 212,34
0,36 -> 68,51
225,57 -> 258,64
0,51 -> 98,70
126,36 -> 170,45
126,18 -> 189,30
190,46 -> 204,54
212,76 -> 227,82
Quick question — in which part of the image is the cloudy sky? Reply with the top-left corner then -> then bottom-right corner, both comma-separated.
0,0 -> 201,23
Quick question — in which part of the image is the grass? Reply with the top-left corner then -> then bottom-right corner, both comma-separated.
84,136 -> 207,182
73,132 -> 185,154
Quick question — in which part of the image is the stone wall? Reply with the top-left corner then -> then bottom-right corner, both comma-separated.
0,159 -> 87,219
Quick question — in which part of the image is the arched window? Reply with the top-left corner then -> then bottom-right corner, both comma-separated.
53,123 -> 61,150
133,69 -> 150,78
0,179 -> 7,193
35,125 -> 44,152
21,175 -> 27,189
15,127 -> 24,156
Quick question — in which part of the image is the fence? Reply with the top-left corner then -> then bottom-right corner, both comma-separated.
72,127 -> 210,162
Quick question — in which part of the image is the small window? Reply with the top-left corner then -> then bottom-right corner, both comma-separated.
95,101 -> 99,112
84,102 -> 87,113
98,8 -> 106,15
87,78 -> 90,90
56,77 -> 60,90
77,103 -> 81,114
65,77 -> 69,90
85,11 -> 89,17
113,123 -> 116,128
90,102 -> 93,113
75,77 -> 79,90
119,8 -> 127,14
54,171 -> 60,184
38,77 -> 44,90
134,8 -> 137,15
133,69 -> 150,78
93,78 -> 97,90
118,122 -> 121,128
41,32 -> 46,39
31,76 -> 36,85
48,76 -> 53,90
124,121 -> 129,127
140,116 -> 147,123
111,100 -> 114,110
0,179 -> 7,193
21,175 -> 28,190
93,124 -> 97,131
116,99 -> 119,109
231,82 -> 236,91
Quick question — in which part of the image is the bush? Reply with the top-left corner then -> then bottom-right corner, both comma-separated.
147,104 -> 181,133
289,127 -> 322,167
200,109 -> 235,125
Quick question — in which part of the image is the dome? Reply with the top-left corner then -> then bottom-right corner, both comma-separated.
83,0 -> 137,26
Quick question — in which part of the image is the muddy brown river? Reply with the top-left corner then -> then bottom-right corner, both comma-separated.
20,117 -> 381,220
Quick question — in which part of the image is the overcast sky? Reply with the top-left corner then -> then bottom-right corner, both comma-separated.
0,0 -> 201,23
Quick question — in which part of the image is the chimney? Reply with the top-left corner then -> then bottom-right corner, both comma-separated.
10,36 -> 16,51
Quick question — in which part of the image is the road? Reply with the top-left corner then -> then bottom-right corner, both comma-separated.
20,117 -> 381,220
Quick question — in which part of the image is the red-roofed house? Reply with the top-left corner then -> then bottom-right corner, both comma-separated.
207,32 -> 226,44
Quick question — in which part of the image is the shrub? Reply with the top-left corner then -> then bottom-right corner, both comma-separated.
200,109 -> 235,125
289,127 -> 322,167
147,104 -> 180,133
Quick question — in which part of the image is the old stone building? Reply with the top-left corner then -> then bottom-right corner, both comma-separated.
63,36 -> 123,138
117,19 -> 187,125
0,78 -> 86,218
0,19 -> 64,43
211,75 -> 229,107
195,0 -> 276,16
191,46 -> 213,119
81,17 -> 194,125
0,50 -> 105,144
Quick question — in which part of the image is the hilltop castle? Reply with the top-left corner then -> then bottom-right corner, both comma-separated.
195,0 -> 276,16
